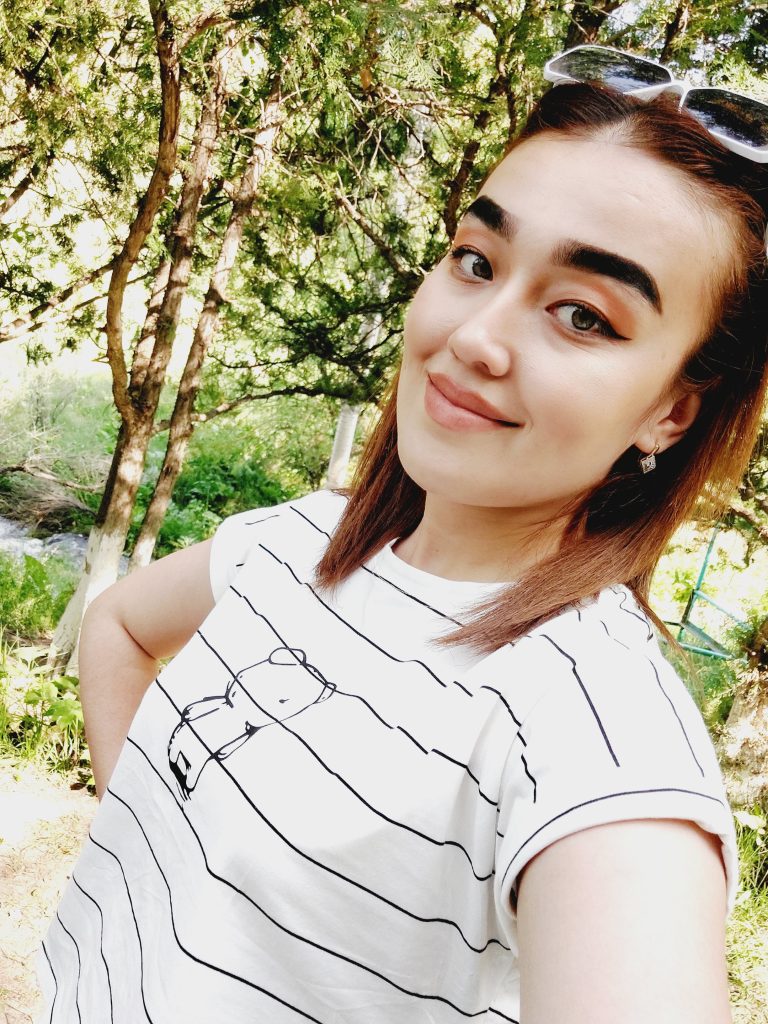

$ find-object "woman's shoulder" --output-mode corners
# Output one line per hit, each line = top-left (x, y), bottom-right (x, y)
(209, 489), (347, 602)
(216, 488), (347, 539)
(488, 584), (714, 764)
(520, 584), (666, 682)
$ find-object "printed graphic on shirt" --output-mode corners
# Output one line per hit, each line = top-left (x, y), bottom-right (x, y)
(167, 645), (336, 799)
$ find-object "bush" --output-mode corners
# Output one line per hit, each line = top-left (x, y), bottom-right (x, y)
(0, 638), (89, 778)
(0, 552), (77, 639)
(129, 444), (293, 556)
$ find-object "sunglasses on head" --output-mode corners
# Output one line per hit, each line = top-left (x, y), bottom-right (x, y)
(544, 45), (768, 163)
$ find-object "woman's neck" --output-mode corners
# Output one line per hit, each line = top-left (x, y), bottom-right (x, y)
(392, 495), (568, 584)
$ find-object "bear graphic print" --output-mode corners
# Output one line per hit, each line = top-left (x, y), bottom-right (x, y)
(168, 646), (336, 799)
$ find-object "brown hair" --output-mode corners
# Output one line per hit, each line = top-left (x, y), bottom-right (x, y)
(317, 82), (768, 652)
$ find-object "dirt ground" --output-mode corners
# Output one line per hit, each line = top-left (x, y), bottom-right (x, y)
(0, 759), (97, 1024)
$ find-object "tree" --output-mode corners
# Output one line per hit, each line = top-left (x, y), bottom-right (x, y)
(0, 0), (765, 676)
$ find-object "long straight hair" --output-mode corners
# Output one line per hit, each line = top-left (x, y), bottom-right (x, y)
(317, 83), (768, 652)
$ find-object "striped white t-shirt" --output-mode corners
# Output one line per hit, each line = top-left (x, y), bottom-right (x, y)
(38, 489), (737, 1024)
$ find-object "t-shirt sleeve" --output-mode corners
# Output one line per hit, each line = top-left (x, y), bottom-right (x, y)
(209, 506), (283, 603)
(208, 490), (346, 604)
(493, 617), (738, 939)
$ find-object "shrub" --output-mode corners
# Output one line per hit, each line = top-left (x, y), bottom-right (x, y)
(0, 552), (77, 639)
(0, 638), (89, 778)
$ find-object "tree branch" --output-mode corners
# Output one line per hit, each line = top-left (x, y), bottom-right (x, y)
(104, 0), (181, 425)
(152, 384), (354, 433)
(0, 156), (49, 221)
(0, 257), (118, 342)
(179, 9), (233, 50)
(441, 71), (509, 239)
(335, 190), (416, 284)
(659, 0), (691, 62)
(0, 463), (103, 494)
(728, 500), (768, 545)
(564, 0), (623, 49)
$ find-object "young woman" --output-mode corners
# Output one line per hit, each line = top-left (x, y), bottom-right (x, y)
(39, 48), (768, 1024)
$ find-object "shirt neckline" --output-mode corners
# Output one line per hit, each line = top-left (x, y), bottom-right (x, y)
(366, 539), (509, 613)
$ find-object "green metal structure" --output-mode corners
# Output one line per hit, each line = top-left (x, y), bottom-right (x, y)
(666, 527), (747, 659)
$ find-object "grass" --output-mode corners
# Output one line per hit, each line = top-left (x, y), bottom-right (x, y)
(728, 808), (768, 1021)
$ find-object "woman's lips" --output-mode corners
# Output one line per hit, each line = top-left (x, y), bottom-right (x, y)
(425, 373), (520, 431)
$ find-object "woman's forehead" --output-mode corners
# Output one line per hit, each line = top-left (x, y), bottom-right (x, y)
(477, 135), (724, 263)
(472, 134), (728, 322)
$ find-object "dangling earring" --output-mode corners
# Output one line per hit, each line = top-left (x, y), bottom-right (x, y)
(639, 442), (660, 474)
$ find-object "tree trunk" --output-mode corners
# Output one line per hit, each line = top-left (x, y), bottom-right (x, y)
(48, 419), (155, 672)
(49, 35), (230, 670)
(324, 299), (385, 489)
(325, 403), (362, 489)
(129, 78), (283, 570)
(563, 0), (623, 49)
(720, 616), (768, 806)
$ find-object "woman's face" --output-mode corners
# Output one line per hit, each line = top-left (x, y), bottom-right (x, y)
(397, 134), (727, 517)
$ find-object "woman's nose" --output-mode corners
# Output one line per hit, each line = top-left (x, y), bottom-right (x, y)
(447, 310), (513, 377)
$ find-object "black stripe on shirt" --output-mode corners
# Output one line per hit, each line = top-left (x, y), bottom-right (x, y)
(54, 912), (82, 1024)
(240, 555), (520, 808)
(87, 833), (156, 1023)
(614, 587), (654, 641)
(92, 819), (328, 1024)
(252, 549), (526, 751)
(128, 736), (508, 964)
(71, 875), (114, 1023)
(234, 568), (511, 803)
(107, 775), (507, 1014)
(499, 785), (726, 891)
(289, 501), (334, 539)
(487, 1009), (520, 1023)
(255, 554), (452, 690)
(539, 633), (620, 767)
(360, 562), (464, 625)
(600, 619), (705, 778)
(600, 617), (630, 651)
(153, 688), (509, 955)
(245, 513), (281, 526)
(41, 940), (57, 1024)
(645, 656), (705, 777)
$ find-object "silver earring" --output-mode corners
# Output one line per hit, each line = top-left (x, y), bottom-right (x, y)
(639, 442), (660, 474)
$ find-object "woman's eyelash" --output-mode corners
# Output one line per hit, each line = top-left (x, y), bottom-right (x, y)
(553, 302), (627, 340)
(449, 245), (492, 278)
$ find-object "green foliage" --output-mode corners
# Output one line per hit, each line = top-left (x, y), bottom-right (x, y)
(128, 416), (297, 556)
(0, 552), (76, 638)
(0, 636), (88, 778)
(664, 644), (739, 731)
(734, 808), (768, 892)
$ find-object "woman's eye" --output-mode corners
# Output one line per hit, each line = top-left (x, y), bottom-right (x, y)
(450, 246), (492, 280)
(551, 302), (624, 339)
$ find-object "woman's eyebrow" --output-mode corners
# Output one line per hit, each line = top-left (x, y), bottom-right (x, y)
(463, 195), (519, 242)
(552, 240), (662, 313)
(461, 197), (662, 314)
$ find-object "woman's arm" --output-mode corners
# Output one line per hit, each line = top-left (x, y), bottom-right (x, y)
(517, 818), (732, 1024)
(79, 539), (215, 798)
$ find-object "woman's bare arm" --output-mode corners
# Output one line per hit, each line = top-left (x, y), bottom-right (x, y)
(517, 818), (732, 1024)
(79, 539), (215, 798)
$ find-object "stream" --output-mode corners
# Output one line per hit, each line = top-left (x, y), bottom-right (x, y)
(0, 514), (89, 569)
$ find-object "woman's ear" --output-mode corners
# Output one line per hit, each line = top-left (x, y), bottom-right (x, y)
(636, 391), (702, 455)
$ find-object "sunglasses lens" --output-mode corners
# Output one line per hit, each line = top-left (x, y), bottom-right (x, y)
(548, 47), (671, 92)
(684, 89), (768, 148)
